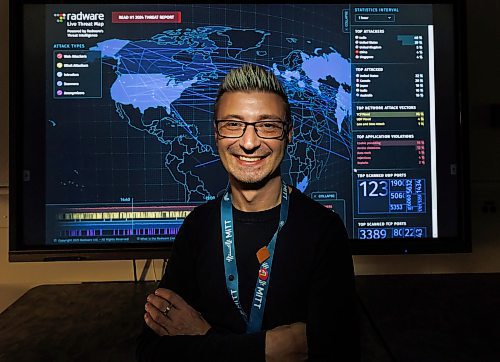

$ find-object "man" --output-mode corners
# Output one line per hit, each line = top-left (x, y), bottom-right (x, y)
(137, 64), (360, 361)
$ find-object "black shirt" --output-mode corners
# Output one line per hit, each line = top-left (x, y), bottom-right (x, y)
(136, 187), (360, 361)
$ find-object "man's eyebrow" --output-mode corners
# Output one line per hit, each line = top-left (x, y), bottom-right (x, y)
(220, 114), (244, 120)
(257, 114), (282, 120)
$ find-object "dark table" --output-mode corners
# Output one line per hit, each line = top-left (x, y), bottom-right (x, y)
(0, 281), (156, 362)
(1, 274), (498, 362)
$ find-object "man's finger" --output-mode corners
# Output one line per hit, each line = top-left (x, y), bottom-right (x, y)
(144, 312), (170, 336)
(146, 301), (174, 325)
(147, 294), (175, 316)
(154, 288), (187, 310)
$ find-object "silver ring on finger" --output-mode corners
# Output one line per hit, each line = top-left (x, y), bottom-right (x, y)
(162, 300), (174, 316)
(162, 304), (171, 316)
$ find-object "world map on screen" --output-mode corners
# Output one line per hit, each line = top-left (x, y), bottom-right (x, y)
(89, 25), (352, 202)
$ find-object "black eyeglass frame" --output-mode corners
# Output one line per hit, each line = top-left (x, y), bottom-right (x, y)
(214, 119), (290, 140)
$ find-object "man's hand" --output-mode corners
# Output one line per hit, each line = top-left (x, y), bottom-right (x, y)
(265, 322), (308, 362)
(144, 288), (211, 337)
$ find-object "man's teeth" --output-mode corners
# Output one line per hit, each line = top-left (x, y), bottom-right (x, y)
(239, 156), (262, 162)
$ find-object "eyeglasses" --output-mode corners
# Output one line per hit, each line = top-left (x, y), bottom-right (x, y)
(214, 119), (287, 139)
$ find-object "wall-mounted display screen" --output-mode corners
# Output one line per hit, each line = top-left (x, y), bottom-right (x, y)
(10, 1), (469, 261)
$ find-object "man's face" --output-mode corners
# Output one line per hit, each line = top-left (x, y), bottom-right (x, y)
(215, 91), (291, 186)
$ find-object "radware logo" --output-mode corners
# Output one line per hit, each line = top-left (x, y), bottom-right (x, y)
(54, 13), (66, 23)
(53, 12), (105, 23)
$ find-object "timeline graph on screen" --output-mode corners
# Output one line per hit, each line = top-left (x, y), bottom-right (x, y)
(44, 4), (437, 245)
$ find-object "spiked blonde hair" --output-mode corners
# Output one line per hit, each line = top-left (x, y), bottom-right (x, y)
(214, 64), (291, 125)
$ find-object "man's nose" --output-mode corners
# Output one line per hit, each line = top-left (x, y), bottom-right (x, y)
(239, 124), (261, 150)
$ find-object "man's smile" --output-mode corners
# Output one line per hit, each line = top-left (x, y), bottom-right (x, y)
(237, 155), (262, 162)
(233, 154), (268, 162)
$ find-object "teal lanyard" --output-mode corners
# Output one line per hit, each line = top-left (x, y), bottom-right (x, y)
(220, 182), (289, 333)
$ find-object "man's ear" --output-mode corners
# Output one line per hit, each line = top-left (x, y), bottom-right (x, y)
(213, 122), (219, 146)
(287, 125), (293, 145)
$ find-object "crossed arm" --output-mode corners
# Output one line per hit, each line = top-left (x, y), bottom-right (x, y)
(143, 288), (308, 361)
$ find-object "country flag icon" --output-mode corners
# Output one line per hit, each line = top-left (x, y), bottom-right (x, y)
(258, 268), (269, 281)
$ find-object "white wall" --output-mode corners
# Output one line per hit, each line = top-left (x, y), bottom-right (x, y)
(1, 0), (499, 313)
